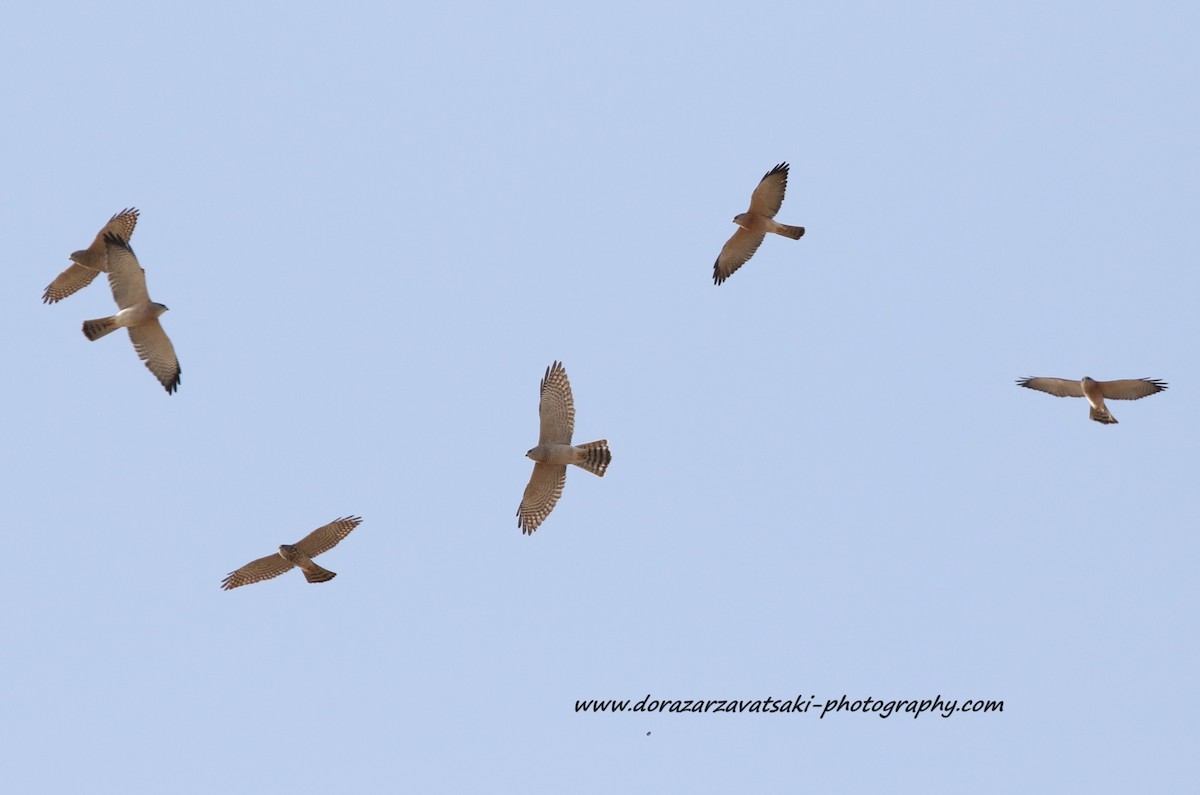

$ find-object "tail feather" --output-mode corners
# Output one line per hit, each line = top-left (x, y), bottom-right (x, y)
(1090, 407), (1118, 425)
(82, 316), (118, 341)
(775, 223), (805, 240)
(575, 440), (612, 477)
(304, 565), (337, 583)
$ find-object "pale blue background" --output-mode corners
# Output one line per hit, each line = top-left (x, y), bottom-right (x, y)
(2, 1), (1196, 791)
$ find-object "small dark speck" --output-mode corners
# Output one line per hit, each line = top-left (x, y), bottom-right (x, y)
(646, 731), (651, 736)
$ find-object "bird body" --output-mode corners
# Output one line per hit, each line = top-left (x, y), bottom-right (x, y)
(518, 362), (611, 534)
(1016, 376), (1167, 424)
(222, 516), (363, 590)
(526, 441), (610, 474)
(732, 212), (804, 240)
(82, 303), (168, 340)
(1079, 377), (1114, 424)
(43, 208), (139, 304)
(80, 233), (181, 394)
(713, 163), (805, 285)
(278, 544), (337, 583)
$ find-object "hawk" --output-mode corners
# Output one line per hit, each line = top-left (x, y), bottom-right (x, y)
(1016, 376), (1167, 424)
(713, 163), (805, 285)
(518, 361), (611, 534)
(43, 208), (139, 303)
(221, 516), (364, 590)
(81, 233), (181, 394)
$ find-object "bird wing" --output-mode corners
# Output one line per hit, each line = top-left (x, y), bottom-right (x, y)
(538, 360), (575, 445)
(1016, 377), (1085, 398)
(713, 227), (766, 285)
(221, 553), (294, 590)
(96, 208), (140, 246)
(42, 262), (102, 304)
(293, 516), (363, 558)
(517, 463), (567, 534)
(746, 162), (789, 218)
(103, 233), (151, 309)
(127, 321), (181, 394)
(1098, 378), (1168, 401)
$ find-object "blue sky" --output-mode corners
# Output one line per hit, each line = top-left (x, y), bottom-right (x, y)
(3, 1), (1197, 791)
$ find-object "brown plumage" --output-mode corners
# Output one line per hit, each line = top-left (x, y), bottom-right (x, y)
(221, 516), (364, 590)
(713, 163), (804, 285)
(1016, 376), (1167, 424)
(517, 361), (611, 534)
(80, 233), (181, 394)
(43, 208), (139, 304)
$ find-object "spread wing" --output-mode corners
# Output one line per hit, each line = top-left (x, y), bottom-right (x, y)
(538, 361), (575, 445)
(713, 227), (765, 285)
(221, 552), (294, 590)
(747, 162), (789, 218)
(517, 463), (566, 534)
(103, 233), (151, 309)
(1016, 377), (1085, 398)
(42, 263), (102, 304)
(293, 516), (363, 558)
(1098, 378), (1168, 400)
(96, 208), (140, 246)
(42, 209), (139, 303)
(127, 321), (181, 394)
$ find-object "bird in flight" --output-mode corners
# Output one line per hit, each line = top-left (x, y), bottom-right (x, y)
(43, 208), (139, 304)
(713, 163), (805, 285)
(1016, 376), (1167, 424)
(221, 516), (364, 590)
(518, 361), (611, 534)
(80, 233), (181, 394)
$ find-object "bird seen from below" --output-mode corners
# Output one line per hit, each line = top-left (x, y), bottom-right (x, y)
(713, 163), (804, 285)
(80, 233), (181, 394)
(221, 516), (364, 590)
(1016, 376), (1167, 424)
(518, 361), (611, 534)
(43, 208), (139, 304)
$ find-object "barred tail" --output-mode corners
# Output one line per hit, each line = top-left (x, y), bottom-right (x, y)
(304, 565), (337, 583)
(775, 223), (805, 240)
(1089, 407), (1118, 425)
(575, 440), (611, 477)
(82, 316), (118, 341)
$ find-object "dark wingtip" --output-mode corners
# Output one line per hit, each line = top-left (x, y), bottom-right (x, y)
(541, 360), (565, 389)
(767, 162), (789, 176)
(102, 231), (135, 253)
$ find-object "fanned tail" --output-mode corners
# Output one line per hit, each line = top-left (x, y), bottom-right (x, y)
(1090, 407), (1118, 425)
(82, 316), (118, 341)
(575, 440), (612, 477)
(304, 565), (337, 583)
